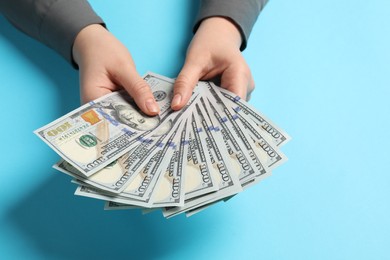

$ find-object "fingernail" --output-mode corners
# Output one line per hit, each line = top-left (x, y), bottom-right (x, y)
(171, 94), (182, 108)
(146, 99), (159, 114)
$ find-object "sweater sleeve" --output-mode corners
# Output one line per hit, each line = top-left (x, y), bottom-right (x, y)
(194, 0), (268, 51)
(0, 0), (105, 67)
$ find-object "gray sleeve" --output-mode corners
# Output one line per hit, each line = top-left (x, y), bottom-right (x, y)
(194, 0), (268, 50)
(0, 0), (105, 67)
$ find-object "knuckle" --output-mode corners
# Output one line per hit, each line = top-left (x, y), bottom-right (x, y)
(174, 74), (191, 91)
(175, 74), (190, 84)
(131, 80), (151, 96)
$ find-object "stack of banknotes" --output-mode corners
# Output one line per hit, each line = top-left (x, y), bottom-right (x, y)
(35, 72), (290, 218)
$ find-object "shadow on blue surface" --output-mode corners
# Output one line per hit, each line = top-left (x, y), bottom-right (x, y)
(5, 173), (213, 259)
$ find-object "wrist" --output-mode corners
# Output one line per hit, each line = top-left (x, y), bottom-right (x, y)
(72, 24), (107, 66)
(197, 17), (242, 50)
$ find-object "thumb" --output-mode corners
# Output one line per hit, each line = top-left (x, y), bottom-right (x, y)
(115, 68), (160, 116)
(172, 61), (204, 110)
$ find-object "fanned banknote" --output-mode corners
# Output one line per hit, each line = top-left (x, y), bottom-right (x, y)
(217, 85), (291, 147)
(37, 72), (290, 217)
(149, 120), (189, 207)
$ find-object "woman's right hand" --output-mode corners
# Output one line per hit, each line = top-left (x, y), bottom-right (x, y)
(72, 24), (159, 116)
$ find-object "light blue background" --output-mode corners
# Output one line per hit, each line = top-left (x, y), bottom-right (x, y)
(0, 1), (389, 259)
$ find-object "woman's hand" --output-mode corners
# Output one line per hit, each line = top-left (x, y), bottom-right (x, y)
(172, 17), (255, 110)
(72, 24), (159, 116)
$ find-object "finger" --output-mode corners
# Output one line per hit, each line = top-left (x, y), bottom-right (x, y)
(80, 68), (116, 104)
(114, 67), (160, 116)
(172, 61), (205, 110)
(246, 77), (255, 101)
(221, 65), (255, 101)
(246, 92), (252, 101)
(220, 69), (249, 100)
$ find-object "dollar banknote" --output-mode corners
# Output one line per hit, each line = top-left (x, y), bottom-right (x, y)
(148, 120), (189, 207)
(163, 99), (244, 218)
(38, 72), (290, 218)
(75, 120), (186, 207)
(57, 120), (183, 196)
(104, 201), (140, 210)
(35, 73), (197, 177)
(217, 85), (291, 147)
(184, 113), (220, 199)
(199, 82), (268, 184)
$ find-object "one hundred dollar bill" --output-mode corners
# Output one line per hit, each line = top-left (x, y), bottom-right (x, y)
(55, 122), (184, 195)
(146, 120), (188, 208)
(115, 87), (199, 206)
(183, 113), (220, 199)
(111, 121), (185, 205)
(199, 82), (268, 184)
(185, 198), (226, 217)
(234, 113), (287, 170)
(214, 84), (289, 187)
(75, 139), (176, 208)
(217, 85), (291, 147)
(49, 73), (291, 218)
(104, 201), (140, 210)
(35, 73), (185, 176)
(163, 98), (244, 218)
(148, 120), (189, 207)
(104, 201), (158, 215)
(75, 185), (149, 207)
